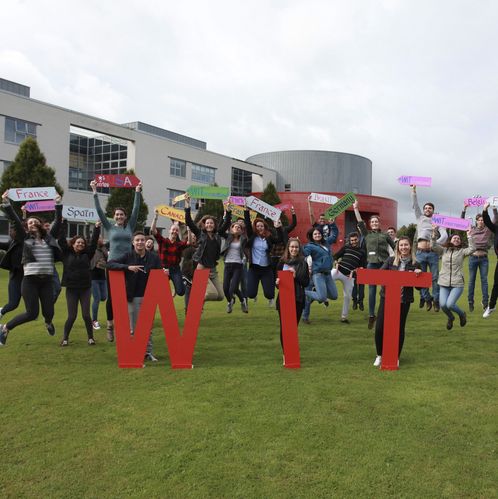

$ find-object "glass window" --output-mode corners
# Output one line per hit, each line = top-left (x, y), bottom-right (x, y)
(169, 189), (185, 209)
(170, 158), (186, 178)
(231, 167), (252, 196)
(4, 117), (37, 144)
(192, 163), (216, 184)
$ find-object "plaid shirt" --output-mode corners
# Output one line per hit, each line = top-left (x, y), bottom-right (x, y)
(154, 232), (189, 268)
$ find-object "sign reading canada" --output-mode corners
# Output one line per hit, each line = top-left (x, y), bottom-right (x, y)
(155, 205), (186, 223)
(94, 174), (140, 188)
(8, 187), (57, 201)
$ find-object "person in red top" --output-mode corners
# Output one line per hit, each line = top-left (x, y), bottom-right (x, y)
(150, 210), (189, 296)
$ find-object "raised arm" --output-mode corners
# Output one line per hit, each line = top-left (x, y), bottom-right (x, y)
(244, 205), (253, 238)
(150, 209), (159, 236)
(90, 180), (112, 231)
(183, 194), (201, 238)
(1, 190), (25, 237)
(307, 195), (316, 225)
(50, 194), (63, 238)
(127, 182), (142, 231)
(286, 208), (297, 233)
(482, 204), (496, 233)
(411, 185), (422, 219)
(218, 206), (232, 236)
(86, 222), (101, 259)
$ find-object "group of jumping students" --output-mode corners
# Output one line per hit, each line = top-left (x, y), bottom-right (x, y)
(0, 184), (497, 367)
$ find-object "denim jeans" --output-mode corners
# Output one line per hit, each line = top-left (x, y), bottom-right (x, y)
(302, 280), (314, 320)
(168, 266), (186, 296)
(468, 255), (489, 304)
(367, 262), (382, 316)
(415, 250), (440, 303)
(91, 279), (107, 321)
(305, 272), (338, 303)
(439, 286), (464, 320)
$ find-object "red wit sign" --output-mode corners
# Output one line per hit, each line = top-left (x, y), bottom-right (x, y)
(109, 269), (302, 369)
(356, 268), (432, 370)
(94, 174), (140, 188)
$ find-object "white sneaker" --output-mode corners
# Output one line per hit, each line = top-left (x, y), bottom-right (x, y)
(373, 355), (382, 367)
(483, 307), (495, 318)
(92, 321), (101, 330)
(144, 353), (158, 362)
(268, 298), (274, 308)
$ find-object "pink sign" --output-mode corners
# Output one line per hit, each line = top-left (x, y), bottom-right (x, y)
(432, 214), (471, 231)
(398, 176), (432, 187)
(464, 197), (487, 207)
(228, 196), (245, 206)
(275, 202), (292, 211)
(24, 200), (55, 212)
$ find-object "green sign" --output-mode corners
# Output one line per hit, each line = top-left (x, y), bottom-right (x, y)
(187, 185), (229, 200)
(324, 192), (356, 219)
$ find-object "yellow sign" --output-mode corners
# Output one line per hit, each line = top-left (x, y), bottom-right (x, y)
(155, 205), (185, 223)
(225, 203), (258, 222)
(172, 193), (186, 205)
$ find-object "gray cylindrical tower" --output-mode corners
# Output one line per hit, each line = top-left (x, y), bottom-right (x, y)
(246, 150), (372, 195)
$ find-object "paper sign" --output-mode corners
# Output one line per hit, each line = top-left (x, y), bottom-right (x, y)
(487, 196), (498, 207)
(172, 193), (186, 205)
(8, 187), (57, 201)
(228, 196), (245, 206)
(309, 193), (339, 205)
(24, 200), (55, 212)
(94, 174), (140, 188)
(187, 185), (229, 200)
(275, 202), (292, 211)
(156, 205), (186, 223)
(464, 197), (487, 207)
(398, 176), (432, 187)
(225, 203), (258, 222)
(324, 192), (356, 219)
(62, 205), (99, 222)
(245, 196), (282, 222)
(432, 214), (471, 231)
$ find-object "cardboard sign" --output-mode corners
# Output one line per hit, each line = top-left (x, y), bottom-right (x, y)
(275, 202), (292, 211)
(245, 196), (281, 222)
(94, 174), (140, 188)
(464, 197), (487, 207)
(324, 192), (356, 220)
(62, 205), (99, 222)
(224, 203), (258, 222)
(398, 176), (432, 187)
(187, 185), (229, 200)
(24, 200), (55, 212)
(155, 205), (186, 223)
(432, 214), (471, 231)
(8, 187), (57, 201)
(356, 268), (432, 370)
(487, 196), (498, 207)
(309, 193), (338, 205)
(228, 196), (245, 206)
(172, 193), (186, 205)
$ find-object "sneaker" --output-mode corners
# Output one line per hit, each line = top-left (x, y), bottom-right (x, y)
(92, 321), (101, 330)
(0, 325), (8, 346)
(226, 299), (234, 314)
(60, 339), (69, 347)
(446, 317), (454, 330)
(268, 298), (274, 308)
(368, 315), (376, 330)
(358, 302), (364, 311)
(468, 302), (474, 313)
(87, 338), (96, 345)
(483, 307), (495, 318)
(182, 276), (192, 287)
(144, 353), (158, 362)
(106, 325), (114, 342)
(45, 323), (56, 336)
(482, 301), (489, 310)
(434, 301), (440, 312)
(323, 301), (329, 308)
(302, 318), (311, 324)
(459, 312), (467, 327)
(352, 301), (358, 310)
(426, 299), (433, 312)
(373, 355), (382, 367)
(341, 317), (350, 324)
(241, 298), (249, 313)
(419, 298), (425, 309)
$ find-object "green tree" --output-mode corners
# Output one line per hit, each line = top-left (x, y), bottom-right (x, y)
(0, 137), (64, 220)
(193, 198), (225, 224)
(397, 223), (417, 242)
(105, 169), (149, 230)
(259, 181), (288, 225)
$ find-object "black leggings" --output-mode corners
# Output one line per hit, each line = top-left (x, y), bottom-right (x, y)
(223, 262), (244, 302)
(6, 275), (54, 331)
(375, 297), (411, 356)
(490, 260), (498, 309)
(64, 287), (93, 340)
(1, 269), (23, 315)
(105, 268), (114, 321)
(247, 264), (275, 299)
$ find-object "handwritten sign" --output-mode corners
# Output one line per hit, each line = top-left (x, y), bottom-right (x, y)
(487, 196), (498, 207)
(464, 197), (487, 207)
(24, 200), (55, 212)
(172, 193), (186, 204)
(398, 176), (432, 187)
(275, 202), (292, 211)
(187, 185), (229, 200)
(228, 196), (245, 206)
(225, 203), (258, 222)
(245, 196), (281, 222)
(324, 192), (356, 220)
(432, 214), (471, 231)
(8, 187), (57, 201)
(94, 174), (140, 188)
(309, 193), (338, 205)
(155, 205), (186, 223)
(62, 205), (99, 222)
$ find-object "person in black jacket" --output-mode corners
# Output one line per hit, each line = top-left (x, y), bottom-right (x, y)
(276, 238), (310, 351)
(0, 224), (24, 319)
(0, 190), (62, 346)
(107, 231), (162, 362)
(482, 203), (498, 318)
(58, 220), (100, 346)
(373, 236), (422, 367)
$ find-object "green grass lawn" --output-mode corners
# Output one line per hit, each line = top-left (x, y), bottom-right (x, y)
(1, 264), (497, 498)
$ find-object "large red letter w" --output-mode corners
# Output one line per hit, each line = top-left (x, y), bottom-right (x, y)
(109, 269), (209, 369)
(356, 268), (431, 370)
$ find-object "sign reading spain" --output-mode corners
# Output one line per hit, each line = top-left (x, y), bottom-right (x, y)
(94, 174), (140, 188)
(186, 185), (229, 200)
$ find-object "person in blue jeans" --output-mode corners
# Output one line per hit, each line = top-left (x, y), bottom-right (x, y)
(303, 225), (339, 307)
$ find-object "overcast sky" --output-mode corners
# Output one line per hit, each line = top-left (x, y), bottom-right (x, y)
(2, 0), (497, 225)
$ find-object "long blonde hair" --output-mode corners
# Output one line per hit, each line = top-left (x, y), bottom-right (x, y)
(393, 236), (417, 267)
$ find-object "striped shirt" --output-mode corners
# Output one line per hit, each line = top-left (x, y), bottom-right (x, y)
(334, 244), (367, 277)
(24, 239), (54, 276)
